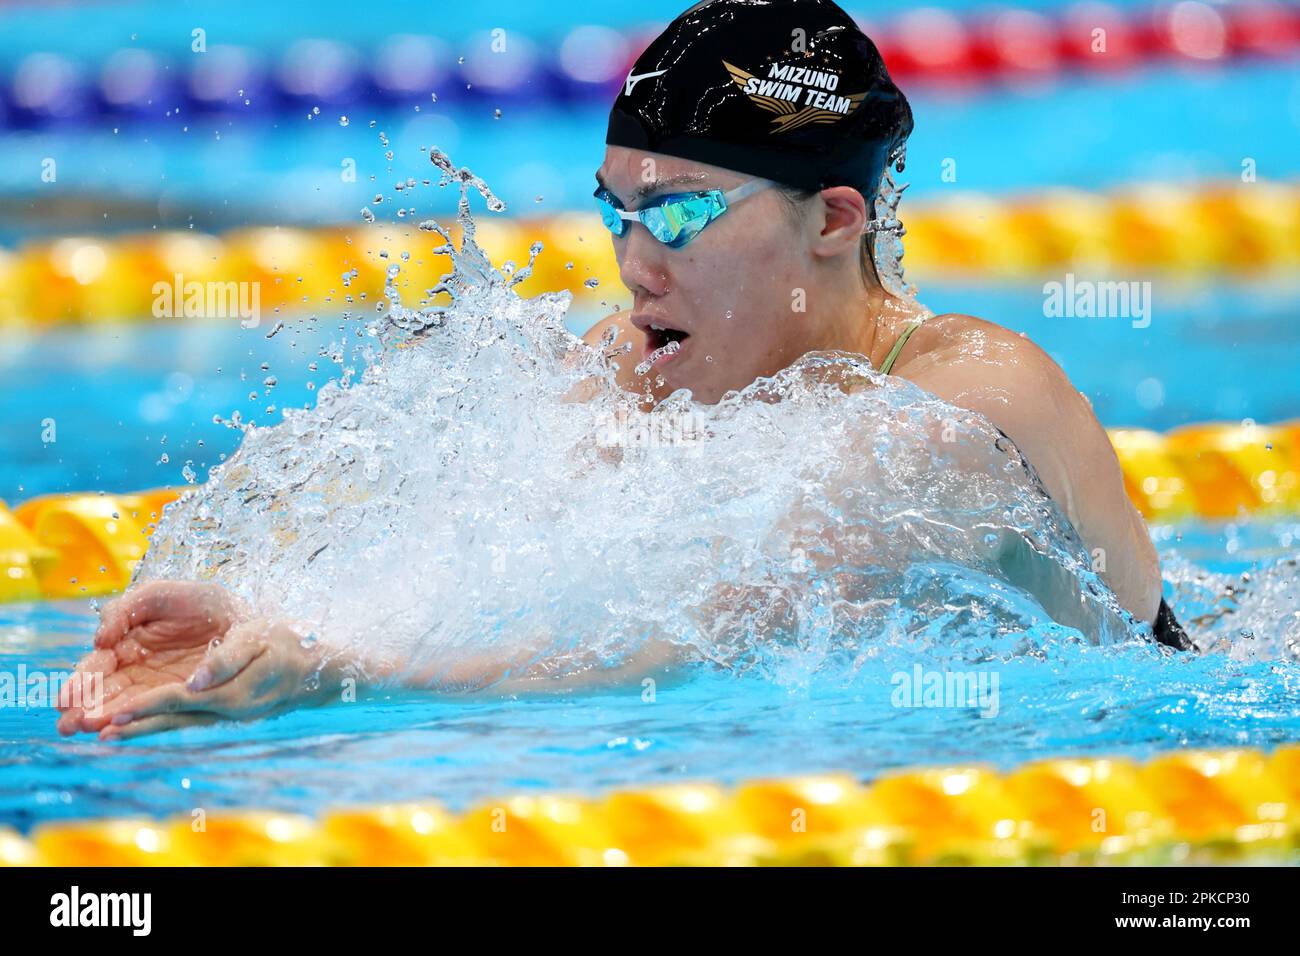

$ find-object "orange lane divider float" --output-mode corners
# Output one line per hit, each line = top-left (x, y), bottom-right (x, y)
(0, 181), (1297, 328)
(1111, 418), (1300, 520)
(0, 488), (178, 602)
(4, 747), (1298, 866)
(1, 418), (1298, 604)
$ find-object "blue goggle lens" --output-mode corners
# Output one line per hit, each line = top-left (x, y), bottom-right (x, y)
(596, 192), (629, 237)
(645, 195), (716, 248)
(594, 188), (724, 249)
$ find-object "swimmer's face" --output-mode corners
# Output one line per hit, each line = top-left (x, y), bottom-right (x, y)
(595, 145), (846, 404)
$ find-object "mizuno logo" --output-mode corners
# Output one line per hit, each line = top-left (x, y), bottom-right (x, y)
(722, 59), (866, 133)
(624, 69), (667, 96)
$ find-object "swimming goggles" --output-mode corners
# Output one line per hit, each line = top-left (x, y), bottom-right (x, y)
(593, 178), (774, 248)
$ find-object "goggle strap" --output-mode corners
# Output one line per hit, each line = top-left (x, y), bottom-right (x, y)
(720, 178), (775, 207)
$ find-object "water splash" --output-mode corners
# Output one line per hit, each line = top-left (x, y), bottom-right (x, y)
(1160, 552), (1300, 659)
(634, 339), (682, 376)
(869, 144), (914, 300)
(134, 150), (1295, 695)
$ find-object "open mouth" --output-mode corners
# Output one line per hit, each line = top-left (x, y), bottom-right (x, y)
(626, 314), (691, 374)
(630, 315), (691, 370)
(644, 323), (690, 355)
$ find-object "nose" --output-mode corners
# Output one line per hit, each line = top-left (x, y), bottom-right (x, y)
(613, 223), (671, 300)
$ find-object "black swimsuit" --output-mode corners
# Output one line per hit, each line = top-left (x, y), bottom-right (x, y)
(1153, 598), (1195, 652)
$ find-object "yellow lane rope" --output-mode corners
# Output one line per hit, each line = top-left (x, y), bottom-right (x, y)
(0, 181), (1296, 327)
(1, 419), (1295, 603)
(4, 747), (1298, 866)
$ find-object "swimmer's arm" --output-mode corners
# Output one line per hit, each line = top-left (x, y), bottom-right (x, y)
(69, 582), (682, 740)
(903, 344), (1160, 622)
(304, 629), (684, 697)
(95, 620), (683, 737)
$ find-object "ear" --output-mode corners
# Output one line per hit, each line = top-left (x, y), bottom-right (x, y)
(808, 186), (868, 260)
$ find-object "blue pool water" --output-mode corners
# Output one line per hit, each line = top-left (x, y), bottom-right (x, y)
(2, 572), (1299, 832)
(5, 63), (1298, 244)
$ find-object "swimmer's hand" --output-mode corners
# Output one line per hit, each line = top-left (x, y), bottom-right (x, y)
(56, 580), (244, 738)
(56, 580), (328, 740)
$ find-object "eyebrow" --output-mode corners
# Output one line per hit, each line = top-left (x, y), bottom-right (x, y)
(594, 171), (712, 206)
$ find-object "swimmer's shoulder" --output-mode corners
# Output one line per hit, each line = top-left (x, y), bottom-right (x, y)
(889, 310), (1102, 466)
(889, 310), (1125, 513)
(581, 311), (641, 350)
(889, 312), (1066, 390)
(892, 313), (1160, 622)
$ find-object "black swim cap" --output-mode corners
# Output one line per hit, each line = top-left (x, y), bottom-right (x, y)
(606, 0), (912, 203)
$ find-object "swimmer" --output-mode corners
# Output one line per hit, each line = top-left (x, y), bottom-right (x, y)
(583, 0), (1187, 646)
(56, 0), (1188, 741)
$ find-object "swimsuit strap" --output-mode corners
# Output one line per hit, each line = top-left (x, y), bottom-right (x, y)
(878, 317), (926, 375)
